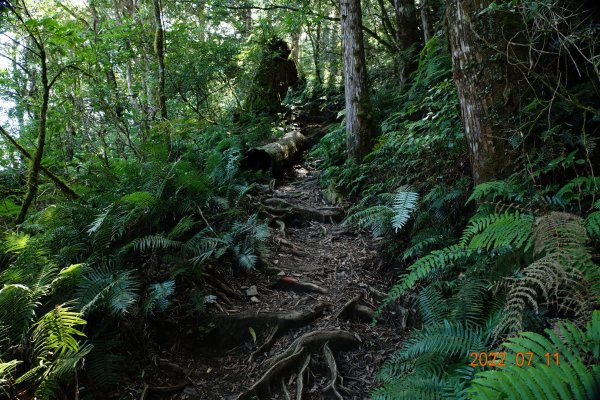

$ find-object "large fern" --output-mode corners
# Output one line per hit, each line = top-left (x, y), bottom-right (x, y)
(14, 306), (90, 400)
(496, 212), (596, 335)
(469, 310), (600, 400)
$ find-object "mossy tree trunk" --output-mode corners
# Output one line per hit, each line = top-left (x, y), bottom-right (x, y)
(153, 0), (167, 120)
(446, 0), (523, 184)
(340, 0), (376, 162)
(16, 47), (49, 224)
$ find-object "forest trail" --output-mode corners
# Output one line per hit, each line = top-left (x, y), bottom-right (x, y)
(139, 115), (403, 400)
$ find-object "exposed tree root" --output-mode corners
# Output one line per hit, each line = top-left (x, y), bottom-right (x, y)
(275, 236), (308, 257)
(238, 346), (307, 400)
(249, 325), (279, 363)
(140, 381), (188, 400)
(270, 276), (328, 294)
(206, 304), (325, 348)
(261, 197), (343, 224)
(238, 330), (360, 400)
(281, 376), (292, 400)
(337, 294), (375, 322)
(296, 354), (311, 400)
(322, 342), (343, 399)
(202, 272), (242, 300)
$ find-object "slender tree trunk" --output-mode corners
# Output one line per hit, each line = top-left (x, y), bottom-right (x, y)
(446, 0), (522, 184)
(291, 29), (304, 82)
(420, 0), (433, 44)
(340, 0), (375, 161)
(16, 49), (49, 223)
(326, 8), (340, 90)
(393, 0), (421, 86)
(153, 0), (167, 120)
(307, 26), (323, 86)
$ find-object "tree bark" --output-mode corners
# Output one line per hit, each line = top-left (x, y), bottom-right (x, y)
(153, 0), (167, 120)
(420, 0), (433, 44)
(445, 0), (523, 184)
(340, 0), (376, 162)
(291, 29), (304, 82)
(16, 47), (49, 223)
(0, 126), (79, 200)
(394, 0), (421, 86)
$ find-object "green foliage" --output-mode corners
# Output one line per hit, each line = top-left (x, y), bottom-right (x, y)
(469, 310), (600, 400)
(143, 280), (175, 315)
(344, 188), (419, 238)
(76, 263), (139, 316)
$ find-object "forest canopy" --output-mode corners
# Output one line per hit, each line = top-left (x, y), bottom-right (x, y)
(0, 0), (598, 399)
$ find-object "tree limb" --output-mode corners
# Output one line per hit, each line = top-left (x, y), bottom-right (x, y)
(0, 125), (79, 200)
(214, 3), (396, 52)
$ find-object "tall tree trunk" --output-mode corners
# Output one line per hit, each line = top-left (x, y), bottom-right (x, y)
(446, 0), (522, 184)
(420, 0), (433, 44)
(16, 48), (49, 224)
(326, 8), (340, 90)
(153, 0), (167, 120)
(307, 25), (323, 86)
(394, 0), (421, 86)
(340, 0), (375, 161)
(291, 29), (304, 82)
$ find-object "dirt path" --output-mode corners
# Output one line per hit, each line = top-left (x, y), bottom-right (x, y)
(137, 124), (403, 400)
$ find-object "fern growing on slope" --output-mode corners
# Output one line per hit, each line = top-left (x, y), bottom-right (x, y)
(496, 212), (596, 335)
(469, 310), (600, 400)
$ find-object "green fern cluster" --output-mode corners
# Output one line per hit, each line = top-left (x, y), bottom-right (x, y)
(375, 182), (599, 399)
(469, 310), (600, 400)
(0, 234), (90, 398)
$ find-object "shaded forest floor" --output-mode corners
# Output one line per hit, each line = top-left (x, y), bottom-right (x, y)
(120, 114), (406, 399)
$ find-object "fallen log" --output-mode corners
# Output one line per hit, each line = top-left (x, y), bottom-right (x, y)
(241, 131), (307, 174)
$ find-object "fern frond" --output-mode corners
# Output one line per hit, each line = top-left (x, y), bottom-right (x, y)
(449, 279), (489, 324)
(470, 310), (600, 400)
(143, 281), (175, 315)
(372, 375), (444, 400)
(32, 306), (86, 358)
(76, 265), (139, 316)
(343, 205), (395, 238)
(0, 284), (36, 343)
(533, 212), (589, 258)
(379, 245), (472, 314)
(392, 189), (419, 232)
(497, 255), (590, 335)
(3, 232), (31, 254)
(0, 359), (20, 386)
(130, 234), (181, 252)
(586, 210), (600, 239)
(461, 212), (533, 252)
(467, 181), (515, 203)
(378, 320), (486, 383)
(167, 216), (195, 239)
(417, 285), (449, 325)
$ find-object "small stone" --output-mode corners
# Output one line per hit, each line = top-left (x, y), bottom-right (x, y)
(277, 271), (286, 276)
(246, 285), (258, 296)
(250, 296), (260, 303)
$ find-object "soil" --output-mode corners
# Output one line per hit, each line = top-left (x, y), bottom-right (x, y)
(116, 112), (406, 400)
